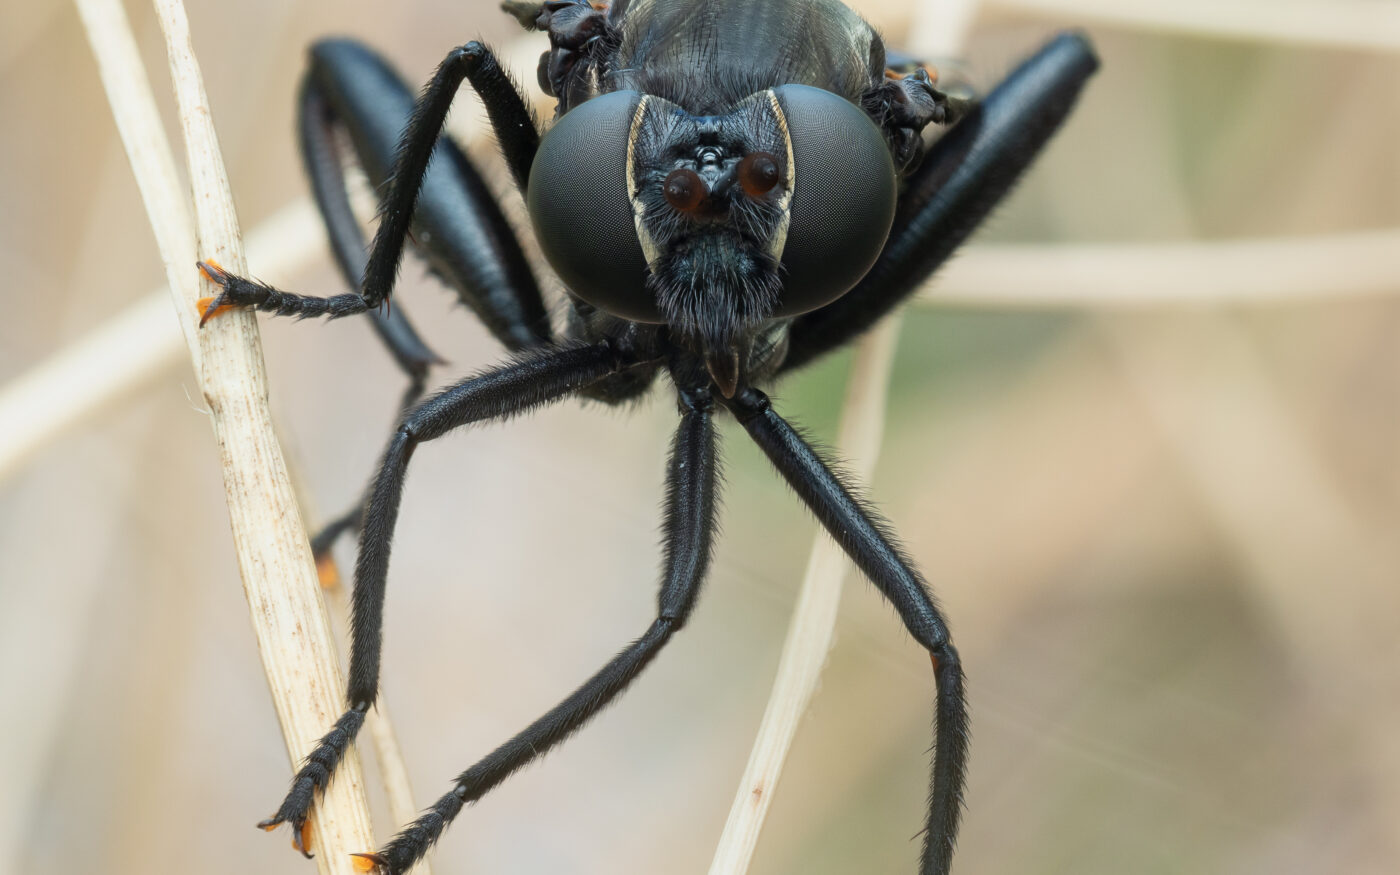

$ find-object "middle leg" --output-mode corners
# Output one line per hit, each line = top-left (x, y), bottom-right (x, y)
(356, 385), (721, 875)
(258, 342), (635, 852)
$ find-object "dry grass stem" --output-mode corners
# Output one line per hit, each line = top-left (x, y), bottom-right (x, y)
(0, 293), (177, 483)
(78, 0), (376, 869)
(71, 0), (196, 358)
(985, 0), (1400, 52)
(150, 0), (378, 867)
(918, 228), (1400, 307)
(0, 198), (325, 484)
(26, 25), (545, 872)
(0, 32), (552, 493)
(0, 189), (430, 870)
(60, 4), (480, 855)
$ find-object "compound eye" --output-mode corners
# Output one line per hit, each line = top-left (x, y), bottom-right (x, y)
(771, 85), (898, 317)
(738, 151), (781, 198)
(664, 168), (706, 212)
(527, 90), (661, 322)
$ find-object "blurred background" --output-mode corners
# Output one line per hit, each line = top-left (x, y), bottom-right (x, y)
(2, 1), (1399, 873)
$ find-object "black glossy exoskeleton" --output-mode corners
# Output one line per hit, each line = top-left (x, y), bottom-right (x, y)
(198, 2), (1097, 871)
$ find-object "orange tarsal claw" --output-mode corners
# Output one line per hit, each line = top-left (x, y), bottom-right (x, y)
(197, 257), (226, 280)
(297, 818), (315, 856)
(351, 852), (385, 873)
(195, 296), (235, 321)
(316, 554), (341, 589)
(196, 259), (236, 324)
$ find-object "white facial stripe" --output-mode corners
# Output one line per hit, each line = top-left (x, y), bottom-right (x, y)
(626, 95), (662, 267)
(628, 92), (795, 267)
(765, 89), (795, 264)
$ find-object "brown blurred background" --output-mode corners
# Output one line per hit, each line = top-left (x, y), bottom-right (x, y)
(2, 1), (1399, 873)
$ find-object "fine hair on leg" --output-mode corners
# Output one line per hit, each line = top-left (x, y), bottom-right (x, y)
(357, 386), (720, 874)
(199, 41), (543, 327)
(258, 342), (631, 851)
(725, 387), (968, 875)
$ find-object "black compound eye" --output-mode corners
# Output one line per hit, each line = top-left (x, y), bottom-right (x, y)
(771, 85), (898, 317)
(738, 151), (781, 198)
(527, 90), (661, 323)
(664, 168), (706, 212)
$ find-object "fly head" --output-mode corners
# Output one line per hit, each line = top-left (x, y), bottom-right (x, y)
(527, 83), (899, 393)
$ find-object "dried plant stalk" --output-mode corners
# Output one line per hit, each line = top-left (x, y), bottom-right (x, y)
(0, 198), (323, 483)
(77, 0), (376, 870)
(0, 293), (178, 483)
(986, 0), (1400, 52)
(150, 0), (380, 868)
(919, 228), (1400, 308)
(75, 3), (448, 862)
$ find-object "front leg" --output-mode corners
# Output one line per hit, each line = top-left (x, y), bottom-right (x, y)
(301, 39), (552, 352)
(199, 41), (539, 325)
(196, 259), (366, 325)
